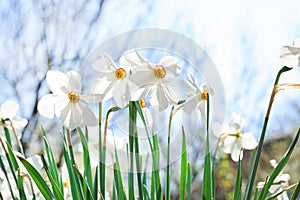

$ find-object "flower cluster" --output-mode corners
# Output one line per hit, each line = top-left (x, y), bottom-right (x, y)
(38, 50), (211, 130)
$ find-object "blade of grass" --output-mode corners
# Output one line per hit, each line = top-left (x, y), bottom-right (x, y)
(93, 166), (98, 200)
(152, 135), (162, 200)
(291, 181), (300, 200)
(42, 128), (60, 187)
(40, 154), (64, 200)
(0, 156), (15, 199)
(128, 101), (136, 200)
(233, 150), (243, 200)
(18, 156), (54, 200)
(258, 128), (300, 199)
(179, 127), (188, 200)
(17, 169), (26, 200)
(73, 165), (95, 200)
(187, 162), (192, 200)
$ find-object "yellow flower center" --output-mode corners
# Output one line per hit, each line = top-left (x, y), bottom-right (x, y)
(235, 131), (242, 139)
(64, 181), (69, 188)
(115, 68), (127, 79)
(68, 91), (80, 103)
(201, 90), (208, 100)
(153, 65), (166, 78)
(139, 99), (146, 108)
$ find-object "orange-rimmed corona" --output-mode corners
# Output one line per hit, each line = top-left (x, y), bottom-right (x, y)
(115, 68), (126, 79)
(68, 91), (80, 103)
(153, 65), (166, 78)
(139, 99), (146, 108)
(201, 90), (208, 100)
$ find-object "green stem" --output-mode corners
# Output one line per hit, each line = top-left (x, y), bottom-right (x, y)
(243, 66), (292, 199)
(128, 101), (136, 200)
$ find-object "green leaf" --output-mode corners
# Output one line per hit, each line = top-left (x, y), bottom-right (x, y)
(233, 150), (243, 200)
(17, 169), (26, 200)
(93, 167), (98, 200)
(258, 128), (300, 199)
(40, 154), (64, 200)
(187, 162), (192, 200)
(0, 156), (15, 199)
(42, 128), (60, 187)
(179, 127), (188, 200)
(18, 156), (54, 200)
(291, 181), (300, 200)
(4, 127), (12, 147)
(73, 165), (94, 200)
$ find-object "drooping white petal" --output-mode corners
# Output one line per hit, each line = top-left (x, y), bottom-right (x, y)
(163, 80), (182, 104)
(112, 80), (132, 108)
(81, 94), (103, 104)
(46, 70), (69, 95)
(280, 46), (300, 68)
(0, 101), (19, 119)
(182, 94), (199, 114)
(242, 132), (258, 150)
(129, 69), (154, 87)
(201, 83), (214, 95)
(68, 71), (82, 93)
(38, 94), (68, 118)
(78, 102), (97, 127)
(228, 137), (243, 162)
(92, 53), (116, 76)
(11, 116), (28, 130)
(150, 85), (169, 111)
(160, 56), (181, 79)
(60, 103), (82, 130)
(223, 136), (236, 154)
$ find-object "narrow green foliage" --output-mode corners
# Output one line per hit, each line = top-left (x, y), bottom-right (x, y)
(42, 128), (60, 188)
(233, 150), (243, 200)
(179, 127), (188, 200)
(258, 128), (300, 200)
(93, 166), (98, 200)
(291, 181), (300, 200)
(152, 135), (162, 200)
(17, 169), (26, 200)
(73, 165), (95, 200)
(3, 127), (12, 148)
(128, 101), (136, 200)
(187, 162), (192, 200)
(0, 157), (15, 199)
(18, 156), (54, 200)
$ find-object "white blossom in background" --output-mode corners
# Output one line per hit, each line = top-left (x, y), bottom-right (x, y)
(91, 51), (143, 108)
(183, 74), (214, 117)
(126, 51), (183, 111)
(216, 113), (258, 162)
(38, 70), (102, 130)
(0, 101), (28, 130)
(280, 38), (300, 68)
(257, 159), (290, 200)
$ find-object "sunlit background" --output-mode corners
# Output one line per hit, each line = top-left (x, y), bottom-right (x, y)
(1, 0), (300, 198)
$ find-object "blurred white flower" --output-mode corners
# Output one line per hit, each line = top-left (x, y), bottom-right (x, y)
(91, 52), (142, 108)
(182, 74), (213, 116)
(0, 101), (28, 130)
(257, 159), (290, 200)
(38, 70), (102, 130)
(127, 51), (183, 111)
(280, 38), (300, 68)
(219, 113), (258, 162)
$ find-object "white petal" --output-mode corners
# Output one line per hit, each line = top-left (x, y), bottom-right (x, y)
(223, 136), (236, 154)
(112, 80), (131, 108)
(60, 103), (82, 130)
(230, 112), (246, 131)
(129, 69), (154, 87)
(90, 77), (115, 101)
(0, 101), (19, 119)
(92, 53), (116, 76)
(67, 71), (82, 93)
(150, 85), (168, 111)
(160, 56), (181, 79)
(78, 102), (97, 127)
(37, 94), (68, 118)
(182, 95), (199, 114)
(231, 147), (243, 162)
(11, 116), (28, 129)
(120, 50), (149, 71)
(81, 94), (103, 104)
(242, 132), (258, 150)
(201, 83), (214, 95)
(46, 70), (69, 95)
(227, 137), (243, 162)
(163, 80), (182, 104)
(160, 56), (178, 67)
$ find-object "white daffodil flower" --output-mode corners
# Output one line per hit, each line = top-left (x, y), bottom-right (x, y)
(38, 70), (102, 130)
(220, 113), (258, 162)
(126, 51), (182, 111)
(182, 74), (213, 116)
(280, 38), (300, 68)
(91, 52), (143, 108)
(257, 159), (290, 200)
(0, 101), (28, 130)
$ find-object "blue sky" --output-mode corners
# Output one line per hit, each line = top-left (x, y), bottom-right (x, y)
(1, 0), (300, 139)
